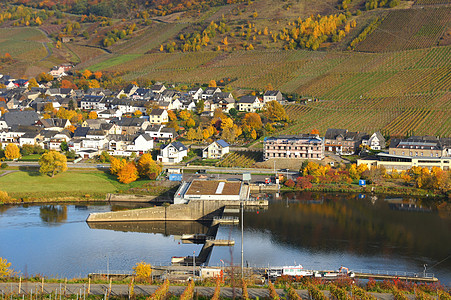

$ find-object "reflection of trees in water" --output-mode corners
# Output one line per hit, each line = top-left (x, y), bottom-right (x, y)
(245, 191), (450, 261)
(39, 205), (67, 224)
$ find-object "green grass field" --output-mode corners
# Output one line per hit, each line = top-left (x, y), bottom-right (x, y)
(0, 170), (152, 199)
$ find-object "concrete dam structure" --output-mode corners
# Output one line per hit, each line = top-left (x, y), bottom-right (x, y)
(86, 200), (226, 222)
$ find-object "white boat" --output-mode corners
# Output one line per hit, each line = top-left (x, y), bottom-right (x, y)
(282, 265), (314, 277)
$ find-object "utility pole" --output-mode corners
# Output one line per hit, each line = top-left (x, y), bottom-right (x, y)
(241, 200), (244, 278)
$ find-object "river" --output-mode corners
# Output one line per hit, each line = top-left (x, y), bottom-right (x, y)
(0, 192), (450, 285)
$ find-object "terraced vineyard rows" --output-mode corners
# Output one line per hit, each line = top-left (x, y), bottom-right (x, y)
(355, 7), (451, 52)
(217, 151), (263, 168)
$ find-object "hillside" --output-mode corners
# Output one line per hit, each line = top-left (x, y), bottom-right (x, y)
(0, 0), (450, 137)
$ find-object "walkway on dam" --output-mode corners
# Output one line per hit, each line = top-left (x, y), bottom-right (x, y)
(0, 282), (416, 299)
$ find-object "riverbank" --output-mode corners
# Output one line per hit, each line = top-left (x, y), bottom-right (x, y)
(0, 279), (448, 299)
(0, 170), (176, 204)
(278, 183), (449, 199)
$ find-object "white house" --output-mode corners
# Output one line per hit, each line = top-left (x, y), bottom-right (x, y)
(238, 95), (263, 112)
(157, 141), (188, 163)
(363, 131), (386, 150)
(202, 139), (230, 159)
(263, 90), (283, 103)
(126, 133), (154, 154)
(145, 124), (176, 141)
(148, 108), (169, 124)
(188, 88), (203, 100)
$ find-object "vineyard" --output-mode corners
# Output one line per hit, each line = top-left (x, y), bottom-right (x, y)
(217, 151), (263, 168)
(355, 7), (451, 52)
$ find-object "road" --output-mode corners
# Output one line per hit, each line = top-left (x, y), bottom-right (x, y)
(0, 282), (405, 299)
(5, 161), (299, 177)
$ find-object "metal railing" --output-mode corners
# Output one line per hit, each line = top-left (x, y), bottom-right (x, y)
(354, 269), (434, 278)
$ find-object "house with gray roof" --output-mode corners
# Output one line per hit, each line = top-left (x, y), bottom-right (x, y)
(0, 110), (39, 129)
(157, 141), (188, 163)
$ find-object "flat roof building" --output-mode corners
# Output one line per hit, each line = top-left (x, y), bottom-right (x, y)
(174, 180), (248, 204)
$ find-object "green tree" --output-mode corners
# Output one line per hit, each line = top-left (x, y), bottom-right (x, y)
(39, 151), (68, 177)
(5, 143), (20, 160)
(196, 99), (204, 114)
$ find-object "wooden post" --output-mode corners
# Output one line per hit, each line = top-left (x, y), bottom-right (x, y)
(109, 278), (112, 295)
(18, 277), (21, 295)
(64, 278), (67, 295)
(88, 278), (91, 295)
(41, 278), (44, 293)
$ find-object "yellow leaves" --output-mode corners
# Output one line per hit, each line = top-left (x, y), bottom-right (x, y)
(179, 110), (191, 121)
(118, 162), (139, 184)
(39, 151), (68, 177)
(5, 143), (20, 160)
(110, 157), (127, 175)
(133, 261), (152, 281)
(88, 111), (98, 119)
(0, 257), (14, 278)
(221, 117), (234, 130)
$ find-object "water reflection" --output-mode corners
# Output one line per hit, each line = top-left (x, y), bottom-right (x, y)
(247, 192), (450, 262)
(39, 205), (67, 225)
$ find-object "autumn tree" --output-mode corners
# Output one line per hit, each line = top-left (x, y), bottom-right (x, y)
(243, 113), (263, 130)
(93, 71), (102, 80)
(137, 153), (162, 180)
(82, 69), (92, 79)
(88, 111), (98, 119)
(186, 128), (196, 140)
(39, 151), (68, 177)
(179, 110), (191, 121)
(61, 79), (77, 89)
(221, 118), (234, 130)
(196, 99), (204, 114)
(310, 129), (320, 135)
(117, 162), (139, 183)
(110, 157), (127, 175)
(263, 101), (289, 122)
(27, 78), (39, 88)
(208, 80), (217, 87)
(4, 143), (20, 160)
(251, 128), (257, 139)
(186, 118), (195, 128)
(133, 262), (152, 282)
(0, 257), (14, 278)
(168, 110), (177, 121)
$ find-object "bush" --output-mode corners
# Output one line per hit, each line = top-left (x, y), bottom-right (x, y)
(285, 179), (295, 188)
(0, 163), (7, 169)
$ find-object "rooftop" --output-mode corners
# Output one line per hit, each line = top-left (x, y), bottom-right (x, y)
(185, 180), (241, 196)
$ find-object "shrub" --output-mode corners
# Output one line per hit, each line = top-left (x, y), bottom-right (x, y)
(285, 179), (295, 188)
(0, 163), (7, 169)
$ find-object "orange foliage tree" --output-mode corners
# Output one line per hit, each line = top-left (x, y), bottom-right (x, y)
(117, 162), (139, 184)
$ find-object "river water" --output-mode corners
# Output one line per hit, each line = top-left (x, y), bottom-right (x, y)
(0, 192), (450, 285)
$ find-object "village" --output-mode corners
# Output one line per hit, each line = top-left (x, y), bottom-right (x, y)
(1, 66), (451, 176)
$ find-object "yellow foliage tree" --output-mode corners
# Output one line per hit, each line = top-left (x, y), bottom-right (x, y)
(39, 151), (68, 177)
(0, 257), (14, 278)
(117, 162), (139, 184)
(5, 143), (20, 160)
(88, 111), (98, 119)
(221, 118), (234, 130)
(137, 154), (162, 180)
(251, 128), (257, 140)
(133, 261), (152, 282)
(186, 118), (195, 128)
(110, 157), (127, 175)
(168, 110), (177, 121)
(179, 110), (191, 121)
(82, 69), (92, 79)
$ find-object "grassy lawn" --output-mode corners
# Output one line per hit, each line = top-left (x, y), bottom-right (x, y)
(0, 170), (153, 199)
(18, 154), (41, 161)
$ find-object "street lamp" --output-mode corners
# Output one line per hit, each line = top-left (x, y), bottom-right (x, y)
(241, 200), (244, 278)
(423, 264), (427, 277)
(193, 251), (196, 278)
